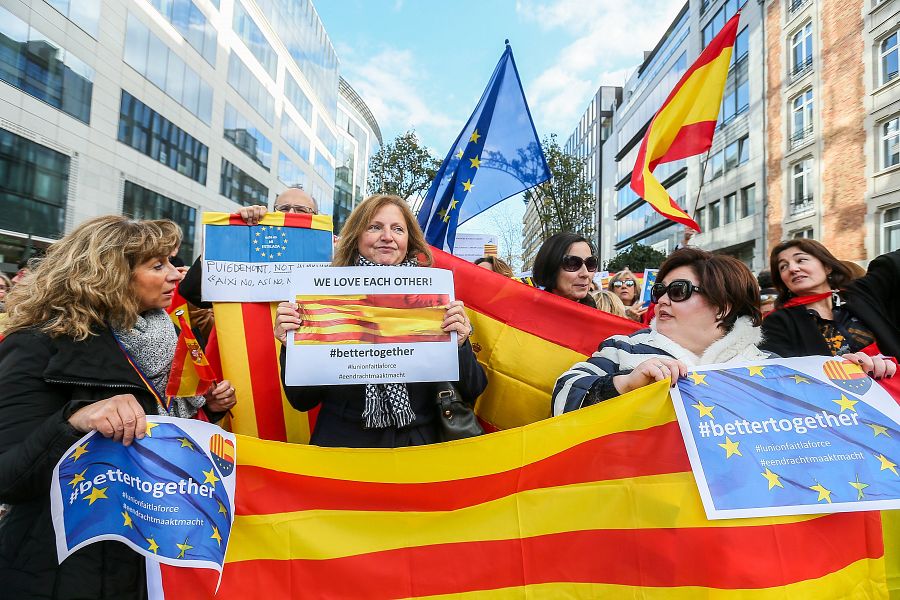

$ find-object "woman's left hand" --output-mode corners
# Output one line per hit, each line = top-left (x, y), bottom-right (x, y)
(442, 300), (473, 347)
(842, 353), (897, 379)
(205, 379), (237, 412)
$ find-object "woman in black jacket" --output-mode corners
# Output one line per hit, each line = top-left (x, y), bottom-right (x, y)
(0, 216), (236, 599)
(274, 194), (487, 448)
(760, 238), (898, 378)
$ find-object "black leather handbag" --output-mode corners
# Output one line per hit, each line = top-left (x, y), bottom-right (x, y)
(435, 382), (484, 441)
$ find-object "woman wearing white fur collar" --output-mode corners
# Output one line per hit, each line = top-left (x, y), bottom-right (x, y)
(553, 248), (769, 416)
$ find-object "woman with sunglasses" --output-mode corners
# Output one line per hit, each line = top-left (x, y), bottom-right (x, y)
(552, 248), (769, 415)
(760, 239), (898, 379)
(532, 232), (599, 308)
(607, 269), (647, 322)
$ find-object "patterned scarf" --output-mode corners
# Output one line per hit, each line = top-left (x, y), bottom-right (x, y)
(357, 254), (418, 429)
(113, 309), (206, 418)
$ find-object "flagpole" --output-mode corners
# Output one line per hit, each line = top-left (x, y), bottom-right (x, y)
(690, 146), (714, 218)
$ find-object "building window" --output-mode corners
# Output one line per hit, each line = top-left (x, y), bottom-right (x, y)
(223, 103), (272, 170)
(881, 30), (899, 85)
(147, 0), (216, 65)
(316, 119), (338, 158)
(882, 116), (900, 169)
(278, 153), (307, 189)
(724, 193), (736, 224)
(739, 135), (750, 164)
(790, 89), (814, 149)
(696, 207), (705, 230)
(117, 91), (209, 184)
(883, 206), (900, 252)
(232, 1), (277, 79)
(702, 0), (742, 47)
(788, 0), (810, 15)
(710, 152), (724, 180)
(792, 227), (814, 239)
(124, 14), (213, 124)
(0, 127), (69, 239)
(790, 22), (813, 80)
(45, 0), (101, 37)
(122, 181), (197, 258)
(709, 200), (721, 229)
(791, 158), (813, 214)
(0, 6), (94, 124)
(281, 114), (311, 162)
(284, 74), (313, 125)
(740, 185), (755, 218)
(720, 62), (749, 126)
(227, 53), (275, 126)
(733, 27), (749, 64)
(314, 150), (335, 186)
(220, 158), (268, 206)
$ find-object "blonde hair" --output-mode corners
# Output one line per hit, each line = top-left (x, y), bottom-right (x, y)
(4, 216), (181, 340)
(333, 194), (432, 267)
(592, 290), (627, 318)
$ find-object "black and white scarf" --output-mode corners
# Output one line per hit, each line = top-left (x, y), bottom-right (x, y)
(357, 254), (418, 429)
(113, 309), (206, 418)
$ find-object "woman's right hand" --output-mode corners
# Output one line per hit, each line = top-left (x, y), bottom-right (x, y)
(67, 394), (147, 446)
(274, 301), (302, 344)
(625, 304), (649, 321)
(613, 357), (688, 395)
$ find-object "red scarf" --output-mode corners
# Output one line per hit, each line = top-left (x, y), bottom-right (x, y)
(781, 291), (833, 309)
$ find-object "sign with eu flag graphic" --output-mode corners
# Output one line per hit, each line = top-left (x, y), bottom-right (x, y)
(671, 357), (900, 519)
(201, 211), (333, 302)
(51, 417), (237, 579)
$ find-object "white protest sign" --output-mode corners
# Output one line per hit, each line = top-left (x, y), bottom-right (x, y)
(284, 267), (459, 386)
(452, 233), (498, 263)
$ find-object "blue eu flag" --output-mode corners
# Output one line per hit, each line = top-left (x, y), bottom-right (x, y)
(417, 42), (551, 252)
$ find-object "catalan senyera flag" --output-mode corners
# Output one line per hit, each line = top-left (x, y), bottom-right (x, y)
(630, 11), (742, 231)
(165, 311), (216, 398)
(154, 378), (890, 599)
(295, 294), (451, 344)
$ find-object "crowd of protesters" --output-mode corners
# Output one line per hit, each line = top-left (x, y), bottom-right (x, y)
(0, 189), (898, 597)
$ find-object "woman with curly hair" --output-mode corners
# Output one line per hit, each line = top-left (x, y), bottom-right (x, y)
(0, 216), (236, 599)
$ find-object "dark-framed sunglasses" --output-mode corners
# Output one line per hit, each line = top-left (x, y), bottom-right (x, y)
(612, 279), (636, 289)
(650, 279), (702, 303)
(561, 255), (599, 272)
(275, 204), (317, 214)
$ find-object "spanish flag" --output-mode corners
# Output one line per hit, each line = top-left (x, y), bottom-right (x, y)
(630, 11), (742, 231)
(165, 310), (217, 398)
(154, 379), (890, 598)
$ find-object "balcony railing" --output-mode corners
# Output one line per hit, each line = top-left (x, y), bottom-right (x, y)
(790, 124), (814, 149)
(788, 0), (811, 16)
(790, 57), (813, 82)
(790, 196), (814, 215)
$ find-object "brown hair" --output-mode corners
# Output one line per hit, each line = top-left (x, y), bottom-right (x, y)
(840, 260), (867, 280)
(474, 255), (514, 278)
(4, 216), (181, 340)
(768, 239), (852, 307)
(657, 247), (762, 329)
(333, 194), (432, 267)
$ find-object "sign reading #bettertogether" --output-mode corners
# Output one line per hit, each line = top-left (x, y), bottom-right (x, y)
(51, 417), (237, 582)
(671, 356), (900, 519)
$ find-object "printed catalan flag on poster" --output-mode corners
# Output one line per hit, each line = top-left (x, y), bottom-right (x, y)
(153, 379), (891, 599)
(630, 11), (741, 231)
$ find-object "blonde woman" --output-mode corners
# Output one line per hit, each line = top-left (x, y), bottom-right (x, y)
(592, 289), (627, 318)
(274, 194), (487, 448)
(0, 216), (236, 599)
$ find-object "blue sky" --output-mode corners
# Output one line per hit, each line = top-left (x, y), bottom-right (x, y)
(316, 0), (684, 264)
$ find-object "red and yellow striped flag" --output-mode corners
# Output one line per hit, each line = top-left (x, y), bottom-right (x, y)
(630, 11), (741, 231)
(154, 379), (889, 598)
(165, 311), (216, 398)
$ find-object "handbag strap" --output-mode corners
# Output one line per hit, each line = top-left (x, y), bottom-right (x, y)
(109, 328), (170, 413)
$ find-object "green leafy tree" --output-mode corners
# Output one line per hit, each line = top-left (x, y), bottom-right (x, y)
(367, 130), (441, 202)
(605, 243), (668, 272)
(523, 134), (595, 243)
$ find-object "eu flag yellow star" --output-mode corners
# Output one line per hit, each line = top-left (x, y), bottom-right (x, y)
(832, 394), (858, 413)
(449, 198), (459, 210)
(687, 372), (708, 386)
(469, 129), (481, 143)
(68, 469), (87, 488)
(469, 155), (481, 169)
(456, 150), (463, 159)
(761, 468), (783, 490)
(809, 482), (832, 503)
(718, 436), (742, 458)
(70, 443), (89, 462)
(145, 421), (160, 437)
(176, 540), (193, 559)
(867, 423), (890, 438)
(849, 475), (869, 500)
(178, 437), (195, 450)
(211, 526), (222, 547)
(789, 375), (810, 384)
(122, 511), (133, 528)
(876, 453), (898, 476)
(746, 365), (766, 377)
(691, 400), (715, 419)
(202, 468), (220, 488)
(147, 538), (159, 554)
(84, 486), (108, 505)
(217, 500), (228, 516)
(462, 179), (473, 192)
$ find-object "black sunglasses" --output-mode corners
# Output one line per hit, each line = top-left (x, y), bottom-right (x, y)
(561, 255), (599, 272)
(612, 280), (636, 288)
(650, 279), (702, 303)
